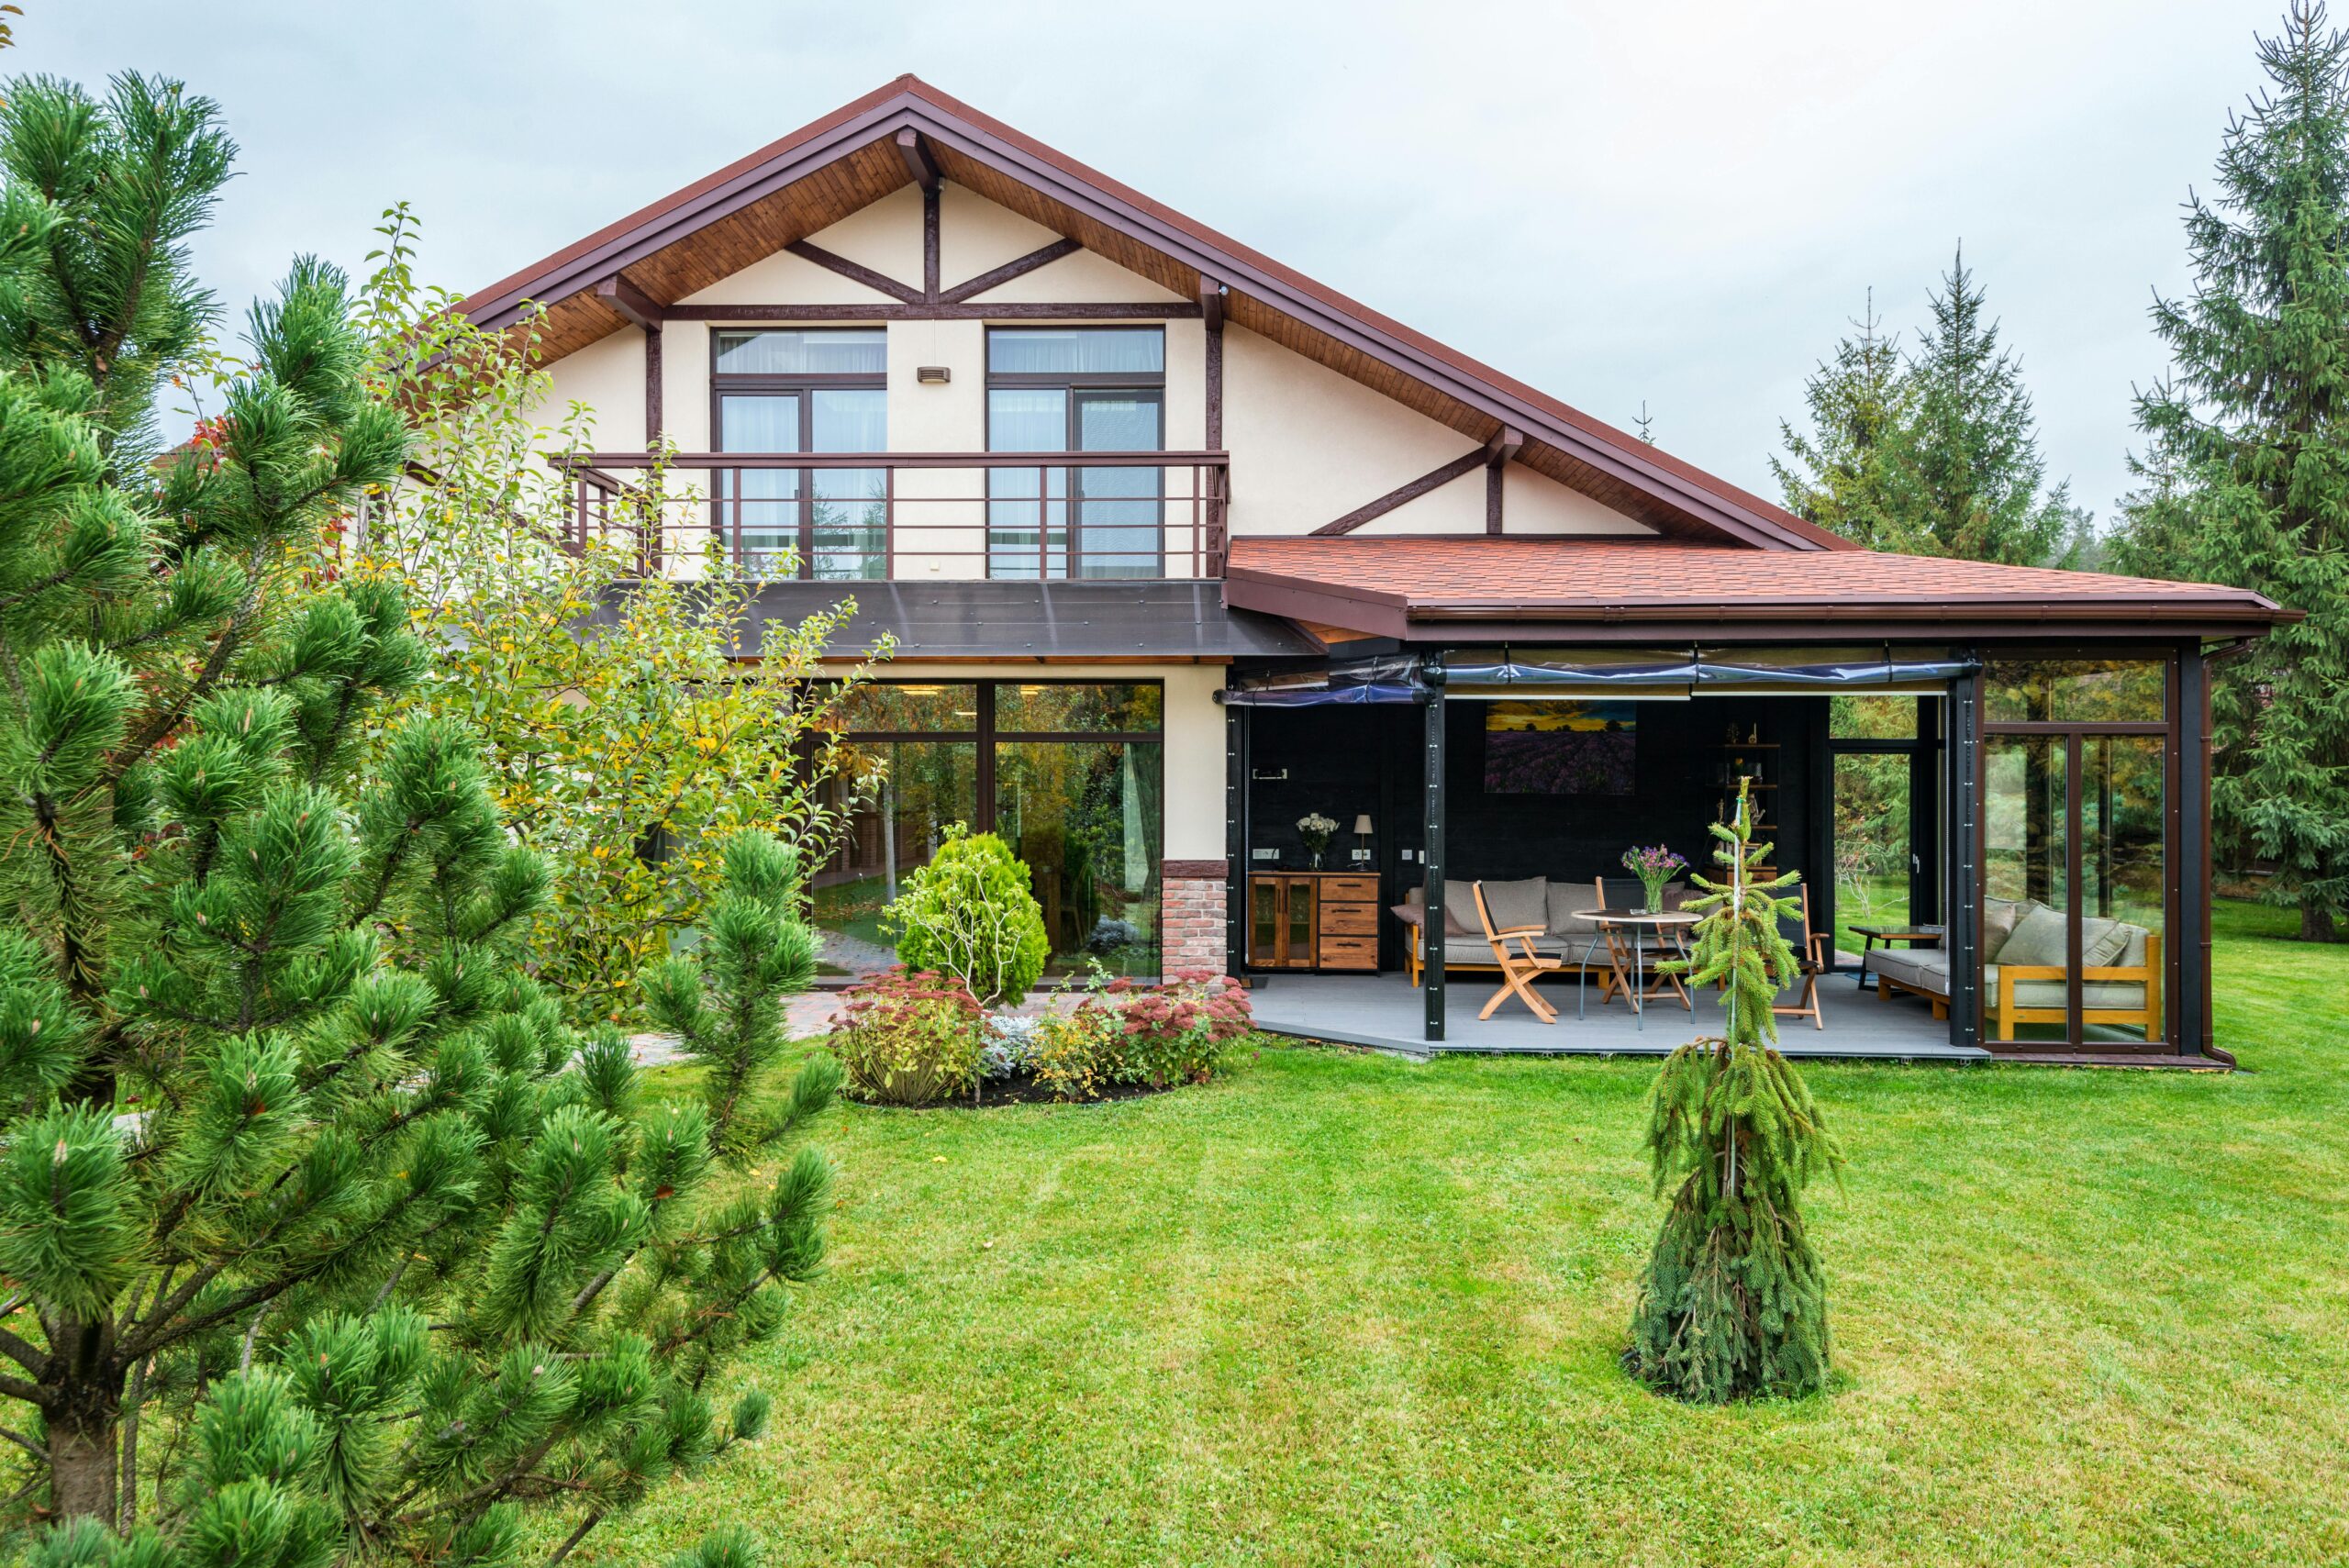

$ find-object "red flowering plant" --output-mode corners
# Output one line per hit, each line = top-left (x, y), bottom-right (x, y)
(1102, 968), (1254, 1088)
(829, 966), (986, 1106)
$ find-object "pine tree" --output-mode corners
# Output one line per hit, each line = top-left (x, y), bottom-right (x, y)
(1894, 247), (2087, 565)
(1626, 781), (1843, 1404)
(1771, 289), (1921, 550)
(2121, 1), (2349, 940)
(0, 73), (836, 1563)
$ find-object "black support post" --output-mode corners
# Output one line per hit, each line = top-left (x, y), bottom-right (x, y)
(1227, 703), (1249, 978)
(2177, 645), (2211, 1059)
(1422, 657), (1448, 1045)
(1946, 666), (1982, 1050)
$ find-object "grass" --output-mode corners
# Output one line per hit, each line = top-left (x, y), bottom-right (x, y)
(586, 899), (2349, 1566)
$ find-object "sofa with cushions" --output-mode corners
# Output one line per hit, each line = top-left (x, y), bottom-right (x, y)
(1391, 876), (1687, 987)
(1865, 895), (2163, 1041)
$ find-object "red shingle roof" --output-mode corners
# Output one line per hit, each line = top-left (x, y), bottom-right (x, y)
(1223, 536), (2288, 639)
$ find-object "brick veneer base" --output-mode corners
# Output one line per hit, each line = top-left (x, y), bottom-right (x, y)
(1161, 870), (1230, 977)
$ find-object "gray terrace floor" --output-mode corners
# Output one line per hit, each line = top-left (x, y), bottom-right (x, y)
(1245, 969), (1984, 1061)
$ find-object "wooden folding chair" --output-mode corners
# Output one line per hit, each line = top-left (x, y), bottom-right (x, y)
(1473, 882), (1562, 1023)
(1770, 883), (1830, 1030)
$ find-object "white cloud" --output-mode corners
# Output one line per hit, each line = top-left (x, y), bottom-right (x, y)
(31, 0), (2282, 516)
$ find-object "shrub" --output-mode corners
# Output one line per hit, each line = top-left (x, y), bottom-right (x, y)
(1025, 969), (1252, 1100)
(886, 828), (1051, 1006)
(1106, 970), (1254, 1087)
(830, 968), (986, 1106)
(1030, 1001), (1119, 1101)
(981, 1015), (1042, 1081)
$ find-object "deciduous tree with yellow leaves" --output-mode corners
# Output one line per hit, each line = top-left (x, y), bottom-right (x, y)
(351, 208), (891, 1021)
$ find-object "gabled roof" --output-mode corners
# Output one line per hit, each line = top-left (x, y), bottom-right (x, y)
(1222, 536), (2291, 641)
(460, 75), (1850, 554)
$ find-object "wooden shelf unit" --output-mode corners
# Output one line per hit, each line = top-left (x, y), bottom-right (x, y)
(1246, 872), (1380, 971)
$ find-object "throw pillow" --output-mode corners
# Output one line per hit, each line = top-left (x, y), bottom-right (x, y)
(1995, 903), (2069, 968)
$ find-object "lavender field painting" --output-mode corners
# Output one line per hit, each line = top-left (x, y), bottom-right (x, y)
(1483, 700), (1636, 795)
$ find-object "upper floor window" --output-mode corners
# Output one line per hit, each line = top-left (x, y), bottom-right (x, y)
(711, 328), (886, 580)
(985, 328), (1164, 580)
(713, 328), (887, 376)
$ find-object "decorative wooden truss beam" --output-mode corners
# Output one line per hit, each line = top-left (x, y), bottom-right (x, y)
(594, 274), (663, 332)
(1314, 428), (1520, 537)
(939, 239), (1083, 304)
(1486, 425), (1523, 535)
(662, 300), (1202, 321)
(895, 128), (941, 191)
(784, 239), (925, 304)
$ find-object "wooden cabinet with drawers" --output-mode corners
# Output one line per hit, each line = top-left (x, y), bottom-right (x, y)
(1246, 872), (1381, 972)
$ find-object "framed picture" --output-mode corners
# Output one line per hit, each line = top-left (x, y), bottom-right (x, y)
(1483, 699), (1637, 795)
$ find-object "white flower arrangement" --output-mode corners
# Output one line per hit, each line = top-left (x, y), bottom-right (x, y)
(1296, 811), (1341, 858)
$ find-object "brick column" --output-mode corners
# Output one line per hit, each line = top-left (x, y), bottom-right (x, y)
(1161, 859), (1231, 977)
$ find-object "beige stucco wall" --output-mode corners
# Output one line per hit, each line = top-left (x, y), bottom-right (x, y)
(524, 178), (1651, 570)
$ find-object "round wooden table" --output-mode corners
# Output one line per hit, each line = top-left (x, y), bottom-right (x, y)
(1577, 908), (1700, 1031)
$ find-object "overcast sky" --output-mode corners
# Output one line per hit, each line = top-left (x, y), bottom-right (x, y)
(26, 0), (2288, 523)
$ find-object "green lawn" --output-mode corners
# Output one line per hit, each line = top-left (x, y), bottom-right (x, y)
(590, 900), (2349, 1566)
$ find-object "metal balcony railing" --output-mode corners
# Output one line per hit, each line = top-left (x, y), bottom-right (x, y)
(554, 451), (1230, 582)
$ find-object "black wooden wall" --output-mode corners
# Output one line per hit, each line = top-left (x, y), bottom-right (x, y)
(1244, 696), (1828, 969)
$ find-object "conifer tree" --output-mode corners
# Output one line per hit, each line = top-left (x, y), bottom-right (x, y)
(1893, 248), (2088, 565)
(2120, 1), (2349, 940)
(1626, 781), (1842, 1404)
(1772, 289), (1920, 550)
(0, 72), (836, 1563)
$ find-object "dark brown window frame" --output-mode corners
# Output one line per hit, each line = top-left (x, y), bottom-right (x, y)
(709, 328), (889, 578)
(985, 327), (1169, 581)
(1976, 649), (2181, 1051)
(812, 676), (1170, 983)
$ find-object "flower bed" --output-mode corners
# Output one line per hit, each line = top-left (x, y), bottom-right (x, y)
(827, 967), (1253, 1108)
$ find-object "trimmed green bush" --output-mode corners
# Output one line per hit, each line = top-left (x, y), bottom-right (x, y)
(885, 828), (1050, 1006)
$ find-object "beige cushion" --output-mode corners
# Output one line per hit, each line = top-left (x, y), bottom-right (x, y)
(2079, 916), (2133, 969)
(1402, 883), (1473, 936)
(1546, 883), (1603, 935)
(1477, 877), (1549, 935)
(1994, 904), (2069, 968)
(1983, 897), (2028, 955)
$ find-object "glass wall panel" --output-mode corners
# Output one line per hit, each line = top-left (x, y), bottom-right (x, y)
(1982, 736), (2072, 1044)
(809, 387), (887, 580)
(1074, 391), (1163, 578)
(809, 740), (979, 982)
(836, 683), (980, 733)
(996, 683), (1163, 733)
(1831, 694), (1919, 740)
(986, 388), (1068, 578)
(2081, 736), (2166, 1042)
(1833, 751), (1912, 955)
(718, 395), (798, 574)
(996, 740), (1163, 978)
(986, 328), (1165, 375)
(713, 329), (887, 374)
(1986, 660), (2165, 724)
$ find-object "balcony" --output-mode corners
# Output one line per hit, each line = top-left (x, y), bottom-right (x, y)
(556, 451), (1230, 582)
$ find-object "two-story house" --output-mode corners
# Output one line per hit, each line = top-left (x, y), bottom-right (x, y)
(459, 76), (2284, 1062)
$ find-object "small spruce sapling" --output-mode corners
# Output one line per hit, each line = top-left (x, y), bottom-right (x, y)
(1625, 778), (1844, 1403)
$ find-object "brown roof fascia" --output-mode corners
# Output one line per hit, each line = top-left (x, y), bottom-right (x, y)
(1221, 570), (2291, 643)
(458, 75), (1843, 556)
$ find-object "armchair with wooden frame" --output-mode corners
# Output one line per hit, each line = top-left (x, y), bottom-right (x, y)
(1472, 882), (1564, 1023)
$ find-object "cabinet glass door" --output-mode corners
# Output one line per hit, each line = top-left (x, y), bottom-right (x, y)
(1284, 878), (1314, 966)
(1250, 877), (1280, 965)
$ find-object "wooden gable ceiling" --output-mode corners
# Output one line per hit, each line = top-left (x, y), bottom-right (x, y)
(460, 77), (1848, 552)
